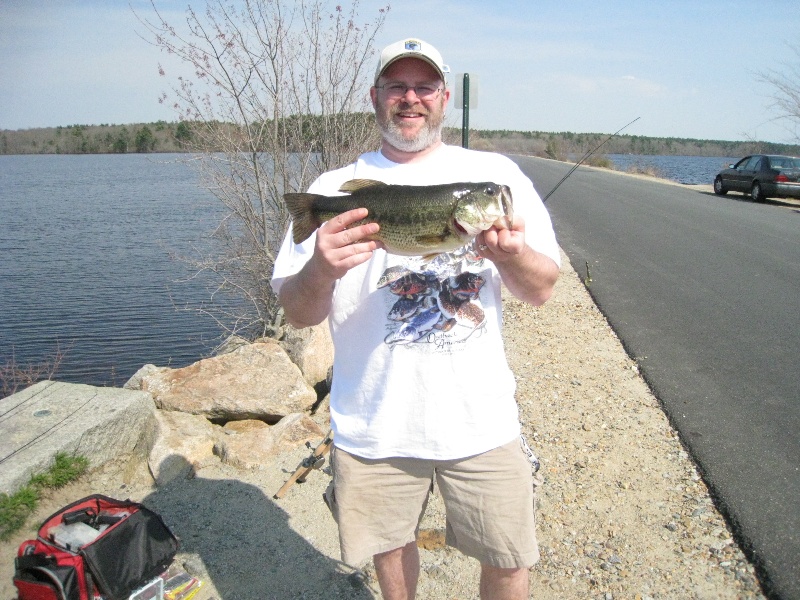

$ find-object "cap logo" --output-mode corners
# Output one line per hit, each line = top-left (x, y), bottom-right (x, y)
(404, 40), (422, 52)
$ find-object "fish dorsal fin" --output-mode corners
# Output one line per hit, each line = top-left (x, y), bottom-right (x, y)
(339, 179), (388, 193)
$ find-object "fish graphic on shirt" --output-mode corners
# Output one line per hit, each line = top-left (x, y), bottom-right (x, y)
(380, 252), (489, 349)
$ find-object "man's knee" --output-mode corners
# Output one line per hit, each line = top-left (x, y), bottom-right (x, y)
(480, 564), (527, 577)
(479, 564), (529, 600)
(374, 541), (415, 563)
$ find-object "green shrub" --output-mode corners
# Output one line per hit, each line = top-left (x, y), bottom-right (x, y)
(584, 154), (613, 169)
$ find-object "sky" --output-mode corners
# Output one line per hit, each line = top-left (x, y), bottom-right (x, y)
(1, 0), (799, 144)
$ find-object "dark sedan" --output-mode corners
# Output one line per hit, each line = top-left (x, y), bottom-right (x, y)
(713, 154), (800, 202)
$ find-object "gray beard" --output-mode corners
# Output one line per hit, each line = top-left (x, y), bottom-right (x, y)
(378, 118), (443, 154)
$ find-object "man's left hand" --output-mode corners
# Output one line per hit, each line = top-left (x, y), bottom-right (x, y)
(476, 215), (527, 262)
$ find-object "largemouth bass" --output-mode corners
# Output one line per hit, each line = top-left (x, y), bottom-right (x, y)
(283, 179), (513, 257)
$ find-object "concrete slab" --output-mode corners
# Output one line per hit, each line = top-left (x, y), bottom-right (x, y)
(0, 381), (156, 494)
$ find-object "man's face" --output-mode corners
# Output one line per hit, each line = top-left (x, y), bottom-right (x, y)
(371, 57), (450, 153)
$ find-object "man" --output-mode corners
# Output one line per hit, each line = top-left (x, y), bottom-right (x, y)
(271, 38), (560, 600)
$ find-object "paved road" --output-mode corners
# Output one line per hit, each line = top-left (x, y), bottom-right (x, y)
(512, 155), (800, 600)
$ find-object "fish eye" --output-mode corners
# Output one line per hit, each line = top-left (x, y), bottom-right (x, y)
(484, 185), (496, 195)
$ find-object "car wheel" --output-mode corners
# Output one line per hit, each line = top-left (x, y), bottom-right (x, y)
(750, 182), (765, 202)
(713, 176), (728, 195)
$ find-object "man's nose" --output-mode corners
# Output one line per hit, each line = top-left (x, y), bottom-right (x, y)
(401, 86), (421, 101)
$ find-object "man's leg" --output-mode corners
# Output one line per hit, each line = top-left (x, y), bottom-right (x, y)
(435, 440), (539, 599)
(479, 565), (529, 600)
(373, 541), (420, 600)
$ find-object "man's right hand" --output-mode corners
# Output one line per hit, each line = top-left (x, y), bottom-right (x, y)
(309, 207), (383, 282)
(278, 207), (382, 329)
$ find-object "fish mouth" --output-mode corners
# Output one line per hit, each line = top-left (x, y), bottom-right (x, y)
(453, 220), (469, 236)
(453, 218), (484, 239)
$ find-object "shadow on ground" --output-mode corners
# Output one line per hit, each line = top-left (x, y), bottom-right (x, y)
(142, 456), (374, 600)
(697, 188), (800, 211)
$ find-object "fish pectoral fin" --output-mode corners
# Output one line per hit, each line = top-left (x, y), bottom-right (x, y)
(411, 234), (451, 262)
(415, 233), (449, 244)
(338, 179), (389, 193)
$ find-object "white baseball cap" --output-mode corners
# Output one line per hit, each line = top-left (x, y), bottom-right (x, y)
(374, 38), (450, 84)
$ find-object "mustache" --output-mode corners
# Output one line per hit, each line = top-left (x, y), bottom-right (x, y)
(391, 102), (430, 117)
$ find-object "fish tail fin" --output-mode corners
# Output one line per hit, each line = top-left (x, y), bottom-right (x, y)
(284, 193), (323, 244)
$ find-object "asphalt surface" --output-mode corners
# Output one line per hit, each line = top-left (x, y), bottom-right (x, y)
(511, 155), (800, 600)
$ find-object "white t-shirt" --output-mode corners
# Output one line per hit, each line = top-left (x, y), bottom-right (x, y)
(272, 144), (560, 460)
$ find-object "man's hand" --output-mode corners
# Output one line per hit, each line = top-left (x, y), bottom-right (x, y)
(475, 215), (559, 306)
(475, 215), (526, 263)
(279, 208), (382, 328)
(310, 207), (383, 282)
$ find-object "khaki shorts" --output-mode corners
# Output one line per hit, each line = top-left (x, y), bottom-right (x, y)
(326, 439), (540, 568)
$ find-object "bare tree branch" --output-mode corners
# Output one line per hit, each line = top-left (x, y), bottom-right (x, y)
(759, 43), (800, 143)
(1, 345), (69, 399)
(136, 0), (388, 340)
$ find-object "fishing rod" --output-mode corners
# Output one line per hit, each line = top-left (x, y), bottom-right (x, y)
(542, 116), (641, 203)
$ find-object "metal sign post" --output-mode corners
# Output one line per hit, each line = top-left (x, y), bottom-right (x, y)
(454, 73), (478, 149)
(462, 73), (470, 149)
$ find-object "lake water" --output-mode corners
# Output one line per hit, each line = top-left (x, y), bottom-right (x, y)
(606, 154), (738, 185)
(0, 154), (226, 389)
(0, 152), (739, 391)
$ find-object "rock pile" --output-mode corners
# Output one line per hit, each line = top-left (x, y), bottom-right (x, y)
(123, 322), (335, 486)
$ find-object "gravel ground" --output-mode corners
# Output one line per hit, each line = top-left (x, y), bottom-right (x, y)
(1, 247), (767, 600)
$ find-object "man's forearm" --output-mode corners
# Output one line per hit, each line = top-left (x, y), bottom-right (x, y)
(278, 262), (336, 328)
(495, 245), (560, 306)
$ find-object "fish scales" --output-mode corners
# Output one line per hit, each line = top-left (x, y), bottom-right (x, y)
(313, 189), (455, 248)
(283, 179), (513, 258)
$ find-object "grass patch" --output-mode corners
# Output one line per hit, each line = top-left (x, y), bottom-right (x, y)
(0, 453), (88, 540)
(625, 163), (665, 178)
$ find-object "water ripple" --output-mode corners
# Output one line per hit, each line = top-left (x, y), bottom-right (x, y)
(0, 154), (229, 387)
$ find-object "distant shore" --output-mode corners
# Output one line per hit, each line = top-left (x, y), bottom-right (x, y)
(3, 122), (799, 157)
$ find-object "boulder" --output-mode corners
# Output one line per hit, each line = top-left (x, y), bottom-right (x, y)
(148, 410), (218, 486)
(136, 342), (317, 423)
(270, 413), (326, 448)
(123, 363), (160, 391)
(278, 321), (334, 391)
(214, 419), (274, 470)
(214, 414), (324, 469)
(0, 381), (155, 495)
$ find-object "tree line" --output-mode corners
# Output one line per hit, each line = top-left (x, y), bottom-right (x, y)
(3, 120), (798, 158)
(0, 122), (191, 155)
(467, 129), (800, 159)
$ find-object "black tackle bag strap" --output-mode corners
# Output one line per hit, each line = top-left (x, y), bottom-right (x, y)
(16, 553), (57, 570)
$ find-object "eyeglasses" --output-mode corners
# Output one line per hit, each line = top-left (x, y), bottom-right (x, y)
(375, 82), (443, 101)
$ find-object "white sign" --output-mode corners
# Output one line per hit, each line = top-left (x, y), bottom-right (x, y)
(453, 73), (479, 110)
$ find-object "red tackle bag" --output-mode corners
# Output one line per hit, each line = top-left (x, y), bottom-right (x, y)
(14, 494), (179, 600)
